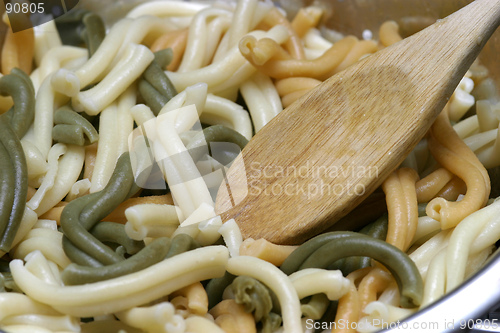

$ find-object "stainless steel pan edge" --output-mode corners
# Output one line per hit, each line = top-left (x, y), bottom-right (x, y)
(379, 250), (500, 332)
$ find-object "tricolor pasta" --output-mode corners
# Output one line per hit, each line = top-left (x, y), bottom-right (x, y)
(0, 0), (499, 332)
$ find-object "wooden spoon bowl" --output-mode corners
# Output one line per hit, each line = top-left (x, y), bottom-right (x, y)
(215, 0), (500, 244)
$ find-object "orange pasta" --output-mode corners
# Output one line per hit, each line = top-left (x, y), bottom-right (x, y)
(332, 283), (359, 333)
(356, 267), (393, 313)
(1, 14), (34, 74)
(276, 77), (322, 107)
(150, 28), (188, 71)
(169, 282), (208, 315)
(83, 143), (98, 180)
(415, 168), (454, 203)
(281, 89), (313, 107)
(239, 238), (298, 266)
(416, 168), (466, 202)
(0, 95), (14, 114)
(426, 108), (490, 229)
(239, 36), (292, 67)
(331, 268), (371, 333)
(258, 7), (305, 59)
(291, 7), (324, 38)
(435, 177), (467, 201)
(379, 20), (403, 47)
(209, 299), (257, 333)
(275, 77), (322, 96)
(239, 35), (357, 80)
(333, 39), (378, 74)
(382, 168), (419, 251)
(39, 201), (67, 224)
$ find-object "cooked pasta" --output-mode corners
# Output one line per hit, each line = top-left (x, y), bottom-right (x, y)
(210, 299), (257, 333)
(1, 14), (34, 75)
(0, 1), (499, 332)
(426, 108), (490, 229)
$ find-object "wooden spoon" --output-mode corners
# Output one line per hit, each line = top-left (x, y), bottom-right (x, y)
(215, 0), (500, 244)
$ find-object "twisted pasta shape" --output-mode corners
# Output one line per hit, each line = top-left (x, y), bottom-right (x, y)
(426, 108), (490, 229)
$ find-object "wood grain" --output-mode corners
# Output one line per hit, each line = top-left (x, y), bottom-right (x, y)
(215, 0), (500, 244)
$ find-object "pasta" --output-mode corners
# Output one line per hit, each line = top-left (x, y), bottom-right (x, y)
(382, 168), (419, 251)
(426, 107), (490, 229)
(1, 14), (34, 75)
(210, 299), (257, 333)
(0, 1), (499, 332)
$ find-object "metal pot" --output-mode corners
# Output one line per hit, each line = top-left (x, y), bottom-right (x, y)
(43, 0), (500, 332)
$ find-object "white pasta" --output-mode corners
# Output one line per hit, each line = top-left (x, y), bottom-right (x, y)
(166, 25), (288, 91)
(240, 72), (281, 132)
(158, 83), (208, 126)
(202, 16), (232, 67)
(409, 229), (452, 280)
(195, 215), (223, 246)
(20, 140), (47, 186)
(27, 143), (66, 211)
(33, 20), (62, 67)
(37, 46), (88, 84)
(377, 282), (400, 306)
(178, 8), (233, 73)
(218, 218), (243, 257)
(0, 208), (37, 258)
(303, 28), (333, 53)
(448, 76), (475, 122)
(476, 100), (500, 132)
(289, 268), (350, 300)
(24, 251), (63, 286)
(33, 75), (67, 159)
(1, 314), (80, 332)
(420, 250), (446, 307)
(411, 216), (441, 247)
(115, 302), (185, 333)
(124, 204), (181, 240)
(357, 302), (417, 333)
(453, 116), (479, 142)
(445, 199), (500, 292)
(0, 293), (60, 322)
(0, 324), (54, 333)
(66, 18), (133, 89)
(202, 94), (253, 140)
(73, 43), (154, 115)
(155, 105), (214, 217)
(65, 179), (91, 202)
(10, 246), (229, 316)
(226, 0), (259, 48)
(475, 126), (500, 168)
(13, 227), (71, 269)
(463, 128), (497, 152)
(116, 85), (137, 155)
(130, 104), (155, 126)
(126, 1), (209, 19)
(33, 145), (85, 216)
